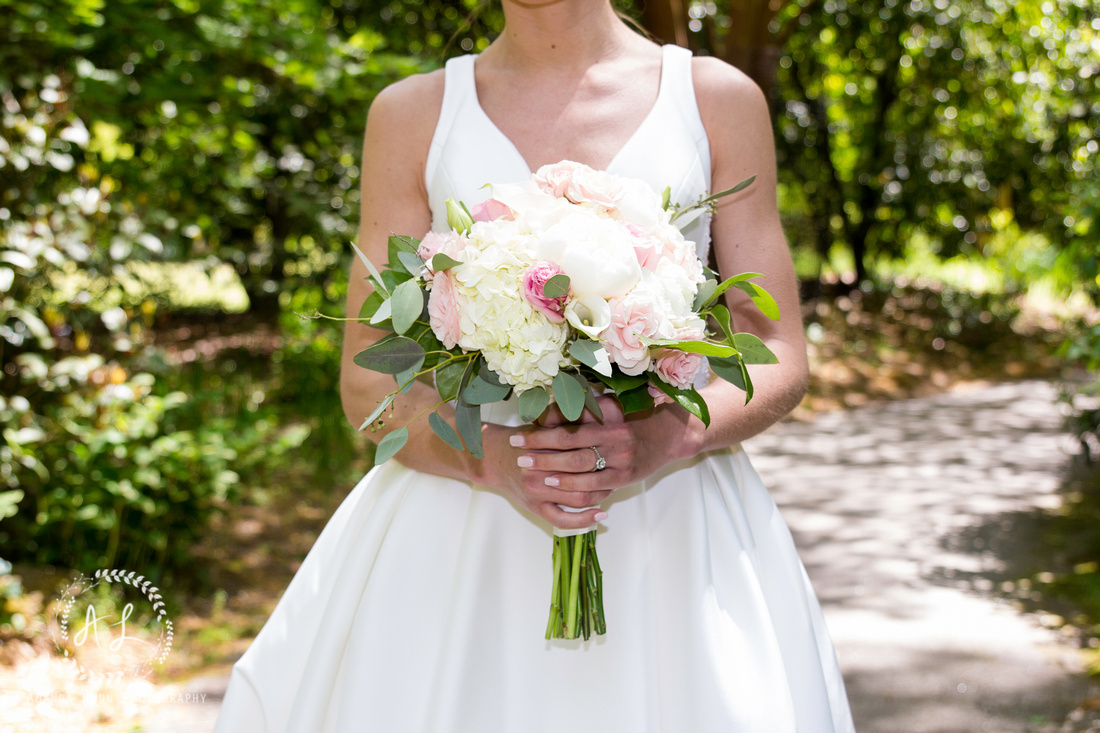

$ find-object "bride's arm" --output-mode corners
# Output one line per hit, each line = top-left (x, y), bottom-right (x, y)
(513, 58), (809, 491)
(340, 74), (608, 529)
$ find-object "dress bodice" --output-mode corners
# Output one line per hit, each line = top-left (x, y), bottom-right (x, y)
(424, 43), (713, 263)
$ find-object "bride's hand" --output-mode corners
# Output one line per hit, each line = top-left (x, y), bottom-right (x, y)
(509, 395), (700, 501)
(479, 423), (613, 531)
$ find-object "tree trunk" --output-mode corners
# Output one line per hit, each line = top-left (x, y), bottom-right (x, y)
(641, 0), (688, 47)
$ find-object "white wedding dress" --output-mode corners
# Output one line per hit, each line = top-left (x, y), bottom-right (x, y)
(213, 44), (855, 733)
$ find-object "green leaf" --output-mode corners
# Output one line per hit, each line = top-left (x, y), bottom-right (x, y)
(640, 337), (738, 358)
(394, 365), (418, 394)
(701, 175), (756, 204)
(446, 198), (474, 233)
(374, 427), (409, 464)
(429, 253), (462, 271)
(359, 394), (395, 431)
(462, 374), (512, 405)
(434, 358), (469, 402)
(652, 380), (711, 426)
(569, 340), (607, 372)
(388, 234), (419, 272)
(660, 186), (671, 210)
(582, 381), (603, 421)
(350, 241), (388, 296)
(710, 356), (753, 402)
(397, 250), (424, 277)
(455, 401), (483, 458)
(591, 369), (649, 395)
(733, 281), (780, 321)
(703, 272), (764, 308)
(553, 371), (586, 422)
(518, 386), (550, 423)
(543, 274), (570, 299)
(732, 333), (778, 364)
(693, 279), (718, 311)
(390, 279), (424, 335)
(617, 385), (654, 414)
(429, 412), (464, 451)
(711, 303), (736, 345)
(353, 336), (425, 375)
(478, 362), (505, 386)
(359, 291), (384, 321)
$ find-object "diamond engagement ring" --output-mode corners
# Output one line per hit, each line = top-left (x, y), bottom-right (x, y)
(589, 446), (607, 472)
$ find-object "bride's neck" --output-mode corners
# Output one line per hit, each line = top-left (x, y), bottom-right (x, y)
(486, 0), (638, 73)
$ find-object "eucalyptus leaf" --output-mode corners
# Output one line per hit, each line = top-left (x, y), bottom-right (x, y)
(429, 253), (462, 271)
(394, 365), (418, 394)
(356, 394), (396, 429)
(582, 381), (604, 421)
(518, 386), (550, 423)
(463, 374), (512, 405)
(429, 412), (464, 451)
(359, 290), (384, 321)
(478, 362), (505, 386)
(455, 401), (483, 458)
(353, 336), (425, 375)
(350, 241), (388, 295)
(434, 358), (469, 402)
(543, 274), (570, 299)
(693, 279), (718, 311)
(553, 371), (586, 422)
(374, 427), (409, 464)
(396, 250), (424, 277)
(369, 297), (392, 325)
(388, 234), (419, 271)
(390, 279), (424, 334)
(732, 333), (778, 364)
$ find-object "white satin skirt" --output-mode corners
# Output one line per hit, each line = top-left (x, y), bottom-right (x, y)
(213, 402), (854, 732)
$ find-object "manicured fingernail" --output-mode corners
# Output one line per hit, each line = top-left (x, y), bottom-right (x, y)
(544, 476), (560, 487)
(517, 456), (534, 468)
(509, 435), (525, 447)
(594, 511), (609, 522)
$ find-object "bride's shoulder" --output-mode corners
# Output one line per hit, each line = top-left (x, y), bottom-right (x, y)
(689, 56), (773, 158)
(364, 68), (446, 151)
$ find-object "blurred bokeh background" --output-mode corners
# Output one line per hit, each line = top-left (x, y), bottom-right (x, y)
(0, 0), (1097, 729)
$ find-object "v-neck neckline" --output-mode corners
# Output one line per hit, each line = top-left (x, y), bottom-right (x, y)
(468, 44), (672, 177)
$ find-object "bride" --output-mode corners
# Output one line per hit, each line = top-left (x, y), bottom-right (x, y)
(213, 0), (856, 730)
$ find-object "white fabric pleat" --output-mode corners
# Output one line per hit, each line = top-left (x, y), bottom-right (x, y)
(214, 43), (855, 733)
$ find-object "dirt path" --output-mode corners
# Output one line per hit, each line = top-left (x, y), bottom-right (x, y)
(745, 379), (1097, 732)
(129, 379), (1097, 732)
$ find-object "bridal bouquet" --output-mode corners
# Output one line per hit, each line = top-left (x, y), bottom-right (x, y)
(350, 160), (779, 640)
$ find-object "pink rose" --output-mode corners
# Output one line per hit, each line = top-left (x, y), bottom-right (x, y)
(427, 271), (462, 349)
(654, 349), (706, 391)
(625, 222), (665, 271)
(522, 261), (568, 323)
(534, 161), (622, 212)
(417, 231), (467, 282)
(648, 384), (674, 406)
(469, 198), (513, 222)
(603, 292), (667, 375)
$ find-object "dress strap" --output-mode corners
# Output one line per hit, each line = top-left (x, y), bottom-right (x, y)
(660, 44), (710, 173)
(425, 55), (476, 195)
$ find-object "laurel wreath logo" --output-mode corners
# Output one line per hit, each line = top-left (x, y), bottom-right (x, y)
(53, 568), (174, 681)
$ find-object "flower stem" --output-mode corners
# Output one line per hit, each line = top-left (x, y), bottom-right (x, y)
(565, 532), (585, 638)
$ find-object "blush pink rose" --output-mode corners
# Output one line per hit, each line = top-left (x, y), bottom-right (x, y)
(427, 271), (462, 349)
(522, 261), (568, 323)
(625, 222), (665, 271)
(648, 384), (674, 406)
(533, 161), (584, 198)
(603, 293), (666, 375)
(654, 349), (706, 390)
(469, 198), (513, 222)
(417, 231), (467, 281)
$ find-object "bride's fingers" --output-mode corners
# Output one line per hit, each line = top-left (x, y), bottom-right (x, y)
(512, 422), (629, 452)
(537, 502), (608, 530)
(518, 446), (606, 475)
(527, 482), (612, 508)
